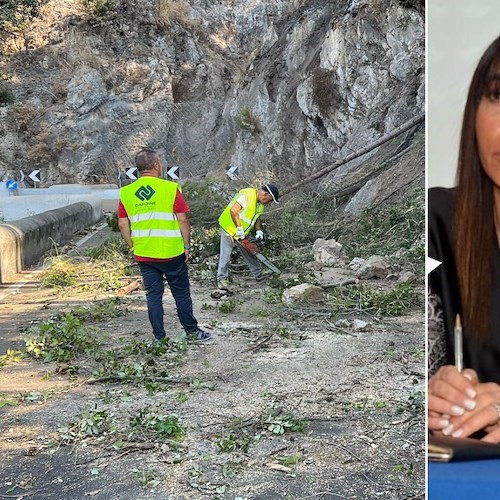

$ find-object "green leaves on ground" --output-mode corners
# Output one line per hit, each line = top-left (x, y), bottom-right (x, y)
(59, 408), (110, 442)
(216, 410), (308, 454)
(0, 349), (24, 369)
(264, 412), (308, 435)
(130, 408), (186, 441)
(42, 241), (133, 293)
(327, 282), (420, 317)
(25, 312), (98, 363)
(40, 256), (78, 288)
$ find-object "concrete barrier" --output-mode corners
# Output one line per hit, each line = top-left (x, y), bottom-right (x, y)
(0, 193), (106, 221)
(0, 201), (103, 283)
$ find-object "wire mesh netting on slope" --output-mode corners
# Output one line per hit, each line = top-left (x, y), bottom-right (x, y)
(82, 99), (236, 185)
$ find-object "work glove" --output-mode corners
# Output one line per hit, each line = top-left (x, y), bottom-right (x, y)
(255, 230), (264, 241)
(235, 226), (245, 239)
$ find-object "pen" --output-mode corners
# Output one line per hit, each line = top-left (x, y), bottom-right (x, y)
(454, 314), (463, 372)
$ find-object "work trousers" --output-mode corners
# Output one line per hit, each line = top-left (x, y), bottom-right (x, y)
(216, 229), (261, 281)
(138, 254), (198, 340)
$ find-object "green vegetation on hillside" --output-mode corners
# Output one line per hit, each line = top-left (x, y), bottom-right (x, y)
(0, 0), (45, 35)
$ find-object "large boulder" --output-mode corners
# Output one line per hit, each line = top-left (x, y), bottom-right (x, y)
(313, 238), (346, 266)
(356, 255), (390, 279)
(282, 283), (325, 304)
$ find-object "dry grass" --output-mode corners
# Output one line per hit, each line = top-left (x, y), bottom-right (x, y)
(53, 136), (67, 154)
(27, 129), (52, 165)
(123, 61), (149, 85)
(249, 169), (278, 189)
(12, 102), (39, 133)
(52, 82), (68, 100)
(312, 68), (339, 115)
(65, 27), (107, 68)
(62, 28), (148, 91)
(153, 0), (192, 30)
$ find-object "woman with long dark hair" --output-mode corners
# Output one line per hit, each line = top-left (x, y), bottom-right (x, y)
(428, 35), (500, 442)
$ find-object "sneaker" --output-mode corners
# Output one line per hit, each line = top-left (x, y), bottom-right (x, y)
(217, 279), (232, 291)
(187, 329), (212, 342)
(147, 338), (163, 348)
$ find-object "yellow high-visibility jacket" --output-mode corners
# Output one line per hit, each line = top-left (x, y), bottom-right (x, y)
(218, 188), (264, 237)
(120, 177), (184, 258)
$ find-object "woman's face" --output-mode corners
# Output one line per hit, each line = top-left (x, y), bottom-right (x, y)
(476, 93), (500, 188)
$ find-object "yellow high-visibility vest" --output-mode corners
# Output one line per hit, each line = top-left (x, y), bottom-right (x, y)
(120, 177), (184, 258)
(218, 188), (264, 237)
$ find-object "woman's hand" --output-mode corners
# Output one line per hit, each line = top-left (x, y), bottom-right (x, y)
(442, 382), (500, 442)
(428, 365), (479, 431)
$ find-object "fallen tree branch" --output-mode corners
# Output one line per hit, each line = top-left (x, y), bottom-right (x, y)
(320, 279), (358, 289)
(281, 113), (424, 196)
(117, 279), (142, 296)
(0, 492), (45, 499)
(244, 333), (275, 352)
(324, 319), (357, 337)
(84, 375), (189, 385)
(299, 491), (345, 499)
(0, 26), (18, 38)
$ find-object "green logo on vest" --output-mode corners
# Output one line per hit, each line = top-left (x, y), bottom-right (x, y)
(135, 185), (155, 201)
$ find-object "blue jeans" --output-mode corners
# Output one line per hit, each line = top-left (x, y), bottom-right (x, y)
(138, 255), (198, 340)
(216, 229), (261, 281)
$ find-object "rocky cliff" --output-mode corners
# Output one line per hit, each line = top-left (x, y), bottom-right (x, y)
(0, 0), (424, 209)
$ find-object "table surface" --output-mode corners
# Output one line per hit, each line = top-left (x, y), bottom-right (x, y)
(428, 459), (500, 499)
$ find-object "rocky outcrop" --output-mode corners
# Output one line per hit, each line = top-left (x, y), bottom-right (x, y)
(0, 0), (424, 205)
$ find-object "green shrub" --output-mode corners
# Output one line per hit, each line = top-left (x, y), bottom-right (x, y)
(263, 411), (309, 435)
(182, 180), (227, 227)
(0, 0), (44, 37)
(236, 106), (258, 131)
(0, 349), (24, 369)
(59, 408), (109, 441)
(217, 432), (256, 453)
(106, 211), (119, 232)
(41, 257), (78, 288)
(218, 300), (237, 313)
(130, 408), (186, 441)
(86, 235), (128, 260)
(25, 312), (98, 362)
(336, 190), (424, 259)
(71, 297), (126, 322)
(0, 87), (14, 106)
(80, 0), (118, 16)
(327, 282), (421, 317)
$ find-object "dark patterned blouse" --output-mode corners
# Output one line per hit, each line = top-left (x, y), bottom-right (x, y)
(428, 187), (500, 383)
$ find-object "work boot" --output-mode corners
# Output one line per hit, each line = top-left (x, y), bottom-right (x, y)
(255, 269), (273, 282)
(217, 278), (232, 291)
(147, 337), (163, 348)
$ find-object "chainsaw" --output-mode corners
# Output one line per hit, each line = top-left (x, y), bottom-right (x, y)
(235, 237), (281, 275)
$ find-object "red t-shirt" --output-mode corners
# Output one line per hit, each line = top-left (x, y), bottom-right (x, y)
(118, 186), (190, 262)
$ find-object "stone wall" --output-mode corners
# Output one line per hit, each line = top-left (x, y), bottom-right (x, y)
(0, 202), (102, 283)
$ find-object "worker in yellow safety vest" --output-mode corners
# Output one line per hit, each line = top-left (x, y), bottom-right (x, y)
(217, 184), (279, 290)
(118, 148), (211, 343)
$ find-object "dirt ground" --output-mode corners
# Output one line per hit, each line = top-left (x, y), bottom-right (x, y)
(0, 229), (425, 500)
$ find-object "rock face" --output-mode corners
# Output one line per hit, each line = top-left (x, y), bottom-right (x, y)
(0, 0), (424, 204)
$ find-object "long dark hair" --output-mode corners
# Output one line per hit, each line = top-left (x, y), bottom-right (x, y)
(454, 35), (500, 342)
